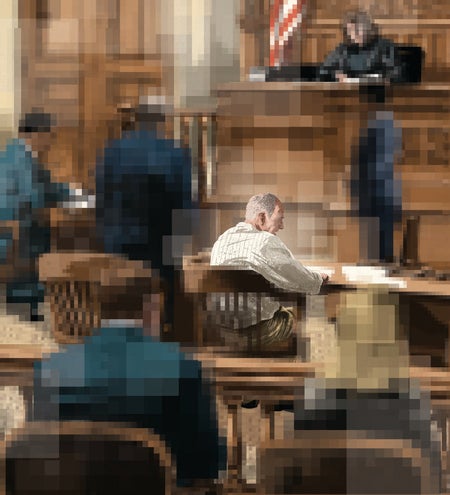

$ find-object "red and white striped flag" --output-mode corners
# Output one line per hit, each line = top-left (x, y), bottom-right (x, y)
(270, 0), (307, 67)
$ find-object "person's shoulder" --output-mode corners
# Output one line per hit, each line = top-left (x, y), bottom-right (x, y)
(330, 42), (347, 54)
(4, 138), (24, 149)
(101, 132), (144, 159)
(376, 36), (396, 49)
(1, 139), (28, 162)
(0, 141), (36, 184)
(217, 222), (248, 237)
(88, 327), (188, 360)
(264, 231), (287, 246)
(211, 224), (240, 253)
(322, 43), (347, 66)
(112, 130), (159, 149)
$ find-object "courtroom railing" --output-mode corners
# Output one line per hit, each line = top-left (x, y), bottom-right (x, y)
(172, 109), (217, 205)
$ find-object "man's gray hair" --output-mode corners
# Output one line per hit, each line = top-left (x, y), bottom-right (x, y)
(245, 193), (280, 221)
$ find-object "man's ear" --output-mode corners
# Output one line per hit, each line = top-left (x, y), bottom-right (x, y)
(258, 212), (266, 225)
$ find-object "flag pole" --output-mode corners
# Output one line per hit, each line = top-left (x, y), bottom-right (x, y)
(270, 0), (282, 67)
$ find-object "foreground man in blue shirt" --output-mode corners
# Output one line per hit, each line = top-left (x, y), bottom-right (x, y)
(33, 298), (226, 489)
(33, 266), (226, 493)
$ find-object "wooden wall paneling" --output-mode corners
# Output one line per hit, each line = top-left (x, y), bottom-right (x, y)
(215, 85), (332, 203)
(329, 216), (361, 263)
(20, 0), (164, 186)
(19, 0), (40, 118)
(119, 0), (141, 55)
(143, 0), (160, 56)
(117, 0), (161, 58)
(78, 1), (112, 190)
(417, 215), (450, 269)
(39, 128), (80, 187)
(107, 59), (162, 107)
(394, 86), (450, 213)
(19, 0), (82, 184)
(306, 0), (448, 19)
(240, 0), (270, 75)
(31, 65), (80, 126)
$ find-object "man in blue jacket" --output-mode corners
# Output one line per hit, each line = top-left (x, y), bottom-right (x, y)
(33, 320), (226, 487)
(0, 112), (73, 320)
(96, 97), (194, 329)
(96, 97), (193, 276)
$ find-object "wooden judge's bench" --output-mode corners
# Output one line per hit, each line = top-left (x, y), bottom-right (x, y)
(211, 82), (450, 267)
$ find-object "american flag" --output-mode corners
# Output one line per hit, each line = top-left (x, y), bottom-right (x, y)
(270, 0), (307, 67)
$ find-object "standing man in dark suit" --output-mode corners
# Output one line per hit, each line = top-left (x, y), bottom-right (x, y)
(320, 11), (403, 261)
(96, 96), (194, 328)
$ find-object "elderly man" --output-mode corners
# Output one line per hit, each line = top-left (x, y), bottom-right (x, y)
(210, 193), (328, 351)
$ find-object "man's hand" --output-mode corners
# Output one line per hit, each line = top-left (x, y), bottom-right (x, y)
(335, 71), (346, 82)
(321, 273), (330, 284)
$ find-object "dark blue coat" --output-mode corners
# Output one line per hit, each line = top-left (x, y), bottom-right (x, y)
(0, 139), (71, 313)
(33, 327), (226, 485)
(0, 139), (70, 263)
(95, 130), (193, 279)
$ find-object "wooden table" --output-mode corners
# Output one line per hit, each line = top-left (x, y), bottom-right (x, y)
(182, 257), (450, 365)
(309, 262), (450, 367)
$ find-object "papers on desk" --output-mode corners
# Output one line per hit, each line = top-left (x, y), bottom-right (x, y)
(343, 74), (383, 84)
(306, 265), (407, 289)
(341, 265), (406, 288)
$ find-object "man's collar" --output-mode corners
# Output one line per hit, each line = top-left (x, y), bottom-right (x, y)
(242, 221), (261, 231)
(101, 319), (143, 328)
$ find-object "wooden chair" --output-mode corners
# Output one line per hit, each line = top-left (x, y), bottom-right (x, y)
(259, 431), (439, 494)
(1, 421), (176, 495)
(39, 253), (160, 343)
(179, 253), (306, 351)
(0, 221), (33, 282)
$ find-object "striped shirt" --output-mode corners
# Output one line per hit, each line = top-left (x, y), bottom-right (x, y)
(209, 222), (323, 328)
